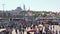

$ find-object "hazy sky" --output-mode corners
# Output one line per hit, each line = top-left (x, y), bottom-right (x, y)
(0, 0), (60, 12)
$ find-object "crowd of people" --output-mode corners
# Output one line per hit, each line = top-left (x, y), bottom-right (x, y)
(0, 20), (60, 34)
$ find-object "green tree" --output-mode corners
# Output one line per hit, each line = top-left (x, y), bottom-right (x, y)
(33, 13), (39, 17)
(42, 12), (47, 17)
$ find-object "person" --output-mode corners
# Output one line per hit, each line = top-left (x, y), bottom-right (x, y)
(18, 24), (21, 34)
(1, 26), (12, 34)
(1, 30), (9, 34)
(56, 30), (58, 34)
(59, 30), (60, 34)
(27, 32), (30, 34)
(39, 28), (43, 34)
(42, 26), (46, 34)
(47, 30), (53, 34)
(38, 24), (43, 34)
(45, 27), (49, 34)
(34, 28), (39, 34)
(15, 29), (18, 34)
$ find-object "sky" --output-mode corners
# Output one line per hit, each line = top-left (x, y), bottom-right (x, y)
(0, 0), (60, 12)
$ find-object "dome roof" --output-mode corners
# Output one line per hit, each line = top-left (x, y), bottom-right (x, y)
(15, 7), (22, 11)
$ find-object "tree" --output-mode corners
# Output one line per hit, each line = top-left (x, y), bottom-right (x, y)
(33, 13), (39, 17)
(41, 12), (47, 17)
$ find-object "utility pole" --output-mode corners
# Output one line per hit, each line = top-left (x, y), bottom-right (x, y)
(2, 0), (5, 18)
(2, 4), (5, 12)
(2, 0), (5, 17)
(2, 0), (5, 12)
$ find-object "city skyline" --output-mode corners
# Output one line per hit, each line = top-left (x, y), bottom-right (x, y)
(0, 0), (60, 12)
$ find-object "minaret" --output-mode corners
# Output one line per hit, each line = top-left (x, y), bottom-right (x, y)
(28, 6), (30, 11)
(23, 4), (25, 11)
